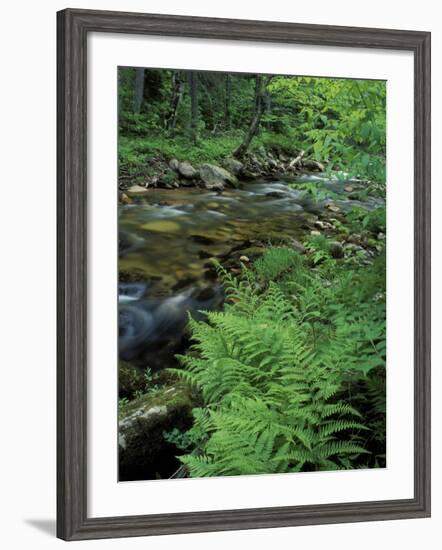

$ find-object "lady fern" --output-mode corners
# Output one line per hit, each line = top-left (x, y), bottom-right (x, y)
(170, 247), (385, 477)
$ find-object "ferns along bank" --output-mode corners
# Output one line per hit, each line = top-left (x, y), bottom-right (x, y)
(118, 68), (386, 480)
(168, 243), (386, 476)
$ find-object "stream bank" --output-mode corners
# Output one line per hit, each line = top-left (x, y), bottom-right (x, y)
(118, 172), (385, 481)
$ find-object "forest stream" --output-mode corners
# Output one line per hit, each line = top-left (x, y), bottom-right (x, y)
(118, 175), (385, 481)
(117, 67), (387, 483)
(119, 176), (382, 366)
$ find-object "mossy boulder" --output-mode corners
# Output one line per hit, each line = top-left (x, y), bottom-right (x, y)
(118, 382), (196, 481)
(199, 163), (238, 190)
(222, 157), (244, 176)
(169, 158), (180, 171)
(178, 161), (198, 179)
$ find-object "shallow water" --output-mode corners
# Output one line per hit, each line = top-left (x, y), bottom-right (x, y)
(118, 178), (383, 361)
(119, 181), (315, 295)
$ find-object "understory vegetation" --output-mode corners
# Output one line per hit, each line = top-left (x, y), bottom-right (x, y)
(168, 231), (386, 476)
(119, 68), (386, 183)
(118, 67), (387, 481)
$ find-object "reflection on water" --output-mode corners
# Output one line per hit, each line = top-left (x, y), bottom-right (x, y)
(119, 182), (311, 295)
(118, 181), (315, 362)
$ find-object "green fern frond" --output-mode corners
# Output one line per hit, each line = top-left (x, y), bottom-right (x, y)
(174, 245), (384, 477)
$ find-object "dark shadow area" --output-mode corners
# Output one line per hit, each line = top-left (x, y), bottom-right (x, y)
(24, 519), (56, 537)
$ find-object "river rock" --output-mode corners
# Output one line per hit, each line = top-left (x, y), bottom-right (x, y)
(303, 159), (325, 172)
(287, 238), (306, 254)
(127, 184), (149, 195)
(191, 234), (215, 245)
(242, 169), (260, 179)
(205, 181), (225, 192)
(169, 158), (180, 171)
(343, 243), (370, 263)
(120, 193), (132, 204)
(178, 161), (198, 179)
(314, 220), (333, 231)
(119, 231), (145, 257)
(199, 163), (238, 189)
(223, 157), (244, 176)
(118, 382), (195, 481)
(347, 234), (364, 245)
(329, 241), (344, 259)
(227, 246), (264, 264)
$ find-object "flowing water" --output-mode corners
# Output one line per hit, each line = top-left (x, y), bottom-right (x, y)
(119, 182), (314, 293)
(118, 178), (382, 365)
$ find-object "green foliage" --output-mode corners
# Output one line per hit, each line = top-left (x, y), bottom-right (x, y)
(171, 246), (385, 477)
(117, 67), (387, 480)
(118, 67), (386, 184)
(127, 366), (161, 401)
(118, 397), (130, 412)
(253, 246), (302, 280)
(268, 76), (386, 182)
(291, 181), (341, 202)
(303, 234), (333, 265)
(163, 427), (194, 451)
(119, 134), (242, 177)
(346, 207), (386, 234)
(257, 130), (300, 156)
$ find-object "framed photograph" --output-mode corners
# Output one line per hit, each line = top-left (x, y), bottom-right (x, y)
(57, 8), (431, 541)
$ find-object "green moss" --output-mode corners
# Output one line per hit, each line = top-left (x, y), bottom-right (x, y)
(119, 380), (198, 420)
(118, 361), (145, 399)
(118, 381), (198, 481)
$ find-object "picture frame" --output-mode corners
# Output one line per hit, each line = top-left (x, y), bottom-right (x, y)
(57, 7), (431, 541)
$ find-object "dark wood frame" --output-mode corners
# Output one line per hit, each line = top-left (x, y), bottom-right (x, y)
(57, 8), (431, 541)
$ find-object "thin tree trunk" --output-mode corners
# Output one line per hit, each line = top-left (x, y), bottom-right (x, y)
(189, 71), (199, 140)
(233, 75), (272, 158)
(201, 79), (215, 130)
(166, 72), (184, 134)
(263, 89), (272, 130)
(133, 68), (145, 114)
(225, 74), (232, 130)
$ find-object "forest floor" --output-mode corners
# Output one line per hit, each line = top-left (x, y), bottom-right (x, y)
(118, 134), (333, 194)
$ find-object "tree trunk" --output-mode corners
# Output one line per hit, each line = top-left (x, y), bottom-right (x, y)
(263, 89), (272, 130)
(233, 75), (271, 158)
(189, 71), (199, 141)
(225, 74), (232, 130)
(166, 72), (184, 134)
(133, 68), (145, 114)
